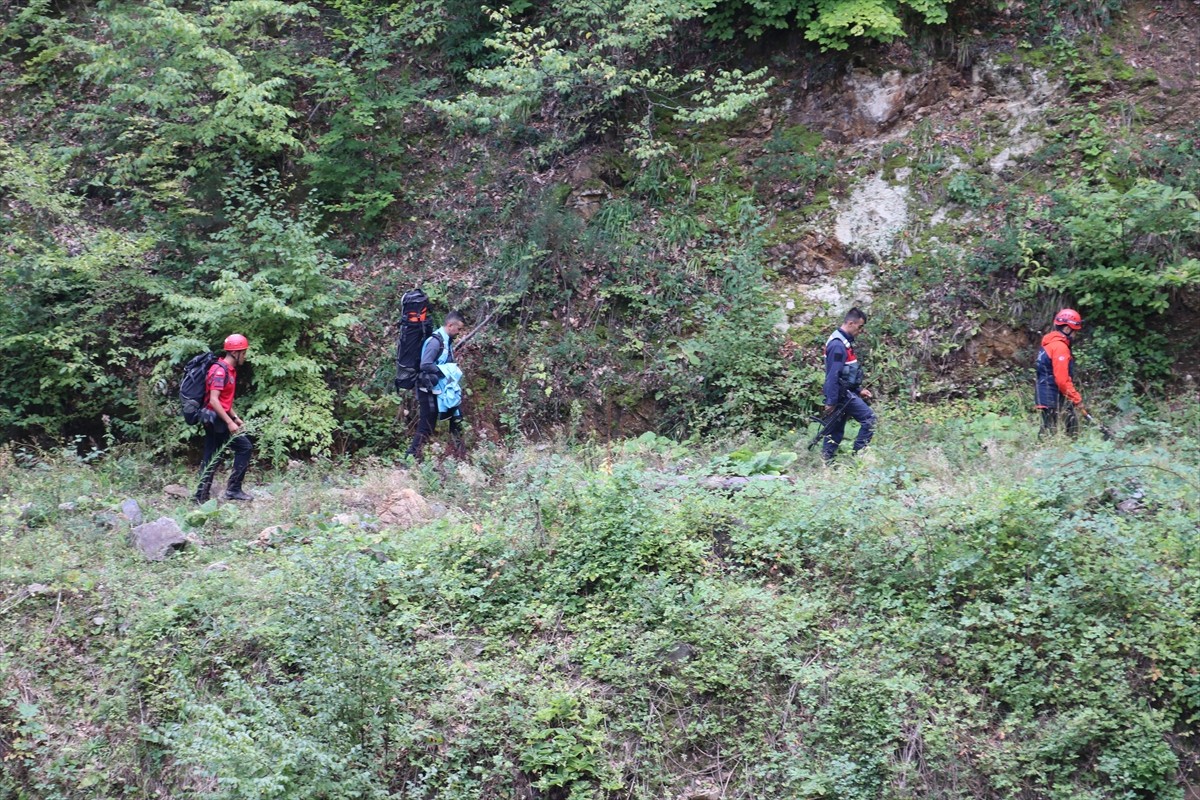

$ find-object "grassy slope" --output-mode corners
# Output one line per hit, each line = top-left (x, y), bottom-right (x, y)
(2, 402), (1199, 799)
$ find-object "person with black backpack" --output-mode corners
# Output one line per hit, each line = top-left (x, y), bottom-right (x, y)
(194, 334), (254, 503)
(405, 310), (466, 462)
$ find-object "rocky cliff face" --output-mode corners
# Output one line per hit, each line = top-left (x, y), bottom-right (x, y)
(735, 2), (1198, 391)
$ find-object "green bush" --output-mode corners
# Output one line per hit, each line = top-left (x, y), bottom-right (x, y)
(703, 0), (951, 49)
(0, 139), (156, 440)
(152, 166), (357, 459)
(1023, 179), (1200, 382)
(73, 0), (308, 200)
(430, 0), (771, 160)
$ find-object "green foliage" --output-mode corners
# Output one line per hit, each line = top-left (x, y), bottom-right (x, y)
(300, 52), (431, 225)
(946, 170), (989, 207)
(3, 406), (1200, 798)
(1023, 179), (1200, 381)
(297, 2), (444, 227)
(73, 0), (309, 200)
(752, 125), (834, 198)
(1144, 122), (1200, 195)
(152, 167), (357, 458)
(655, 202), (813, 436)
(1016, 0), (1125, 36)
(0, 0), (77, 85)
(544, 465), (708, 611)
(519, 693), (619, 793)
(704, 0), (952, 50)
(660, 305), (808, 435)
(0, 139), (156, 439)
(431, 0), (772, 160)
(710, 448), (797, 475)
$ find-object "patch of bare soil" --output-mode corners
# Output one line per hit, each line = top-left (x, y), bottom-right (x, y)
(1113, 0), (1200, 126)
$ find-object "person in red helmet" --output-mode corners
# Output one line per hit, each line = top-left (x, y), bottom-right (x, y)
(194, 334), (255, 503)
(1035, 309), (1087, 436)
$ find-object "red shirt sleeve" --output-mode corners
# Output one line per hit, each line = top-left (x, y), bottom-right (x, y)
(205, 363), (236, 413)
(1045, 338), (1083, 405)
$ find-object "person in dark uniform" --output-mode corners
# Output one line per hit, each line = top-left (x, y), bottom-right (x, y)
(821, 308), (876, 463)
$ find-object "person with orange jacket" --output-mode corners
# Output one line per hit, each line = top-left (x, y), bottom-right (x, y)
(1035, 309), (1087, 436)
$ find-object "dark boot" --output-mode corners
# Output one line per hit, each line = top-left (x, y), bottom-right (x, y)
(194, 472), (214, 504)
(223, 471), (253, 502)
(406, 433), (426, 464)
(222, 435), (253, 500)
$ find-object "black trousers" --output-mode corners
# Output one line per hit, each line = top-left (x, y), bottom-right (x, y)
(822, 394), (877, 462)
(198, 419), (253, 492)
(1040, 405), (1078, 437)
(407, 390), (463, 459)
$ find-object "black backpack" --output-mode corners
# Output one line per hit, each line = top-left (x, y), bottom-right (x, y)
(179, 352), (225, 425)
(394, 289), (432, 391)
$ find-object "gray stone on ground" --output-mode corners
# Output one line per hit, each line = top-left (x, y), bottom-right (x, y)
(163, 484), (192, 499)
(377, 488), (432, 528)
(120, 499), (143, 526)
(131, 517), (188, 561)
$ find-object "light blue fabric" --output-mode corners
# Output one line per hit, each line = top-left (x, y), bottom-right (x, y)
(428, 328), (454, 396)
(432, 328), (453, 367)
(436, 363), (464, 413)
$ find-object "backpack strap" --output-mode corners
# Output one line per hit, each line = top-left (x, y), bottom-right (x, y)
(434, 328), (453, 364)
(826, 329), (851, 352)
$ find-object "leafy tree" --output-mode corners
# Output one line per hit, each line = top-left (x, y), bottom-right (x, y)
(1026, 179), (1200, 380)
(703, 0), (953, 50)
(299, 29), (439, 226)
(431, 0), (772, 160)
(72, 0), (310, 202)
(153, 166), (357, 459)
(0, 138), (155, 439)
(0, 0), (79, 86)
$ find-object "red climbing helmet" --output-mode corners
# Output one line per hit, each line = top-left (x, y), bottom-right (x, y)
(1053, 309), (1082, 331)
(223, 333), (250, 352)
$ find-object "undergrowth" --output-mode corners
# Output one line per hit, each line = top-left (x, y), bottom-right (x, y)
(2, 399), (1198, 799)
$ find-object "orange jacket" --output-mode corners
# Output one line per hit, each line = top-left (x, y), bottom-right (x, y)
(1035, 331), (1082, 407)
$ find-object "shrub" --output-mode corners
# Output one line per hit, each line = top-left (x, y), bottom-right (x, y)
(703, 0), (952, 49)
(1024, 179), (1200, 381)
(0, 139), (156, 440)
(73, 0), (308, 199)
(152, 166), (357, 459)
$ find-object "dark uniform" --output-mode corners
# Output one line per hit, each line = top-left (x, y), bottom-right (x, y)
(822, 328), (876, 462)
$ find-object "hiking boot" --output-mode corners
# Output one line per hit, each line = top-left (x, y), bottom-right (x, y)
(223, 489), (254, 502)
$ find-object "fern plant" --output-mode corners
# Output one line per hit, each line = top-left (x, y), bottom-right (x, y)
(153, 166), (357, 458)
(72, 0), (309, 199)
